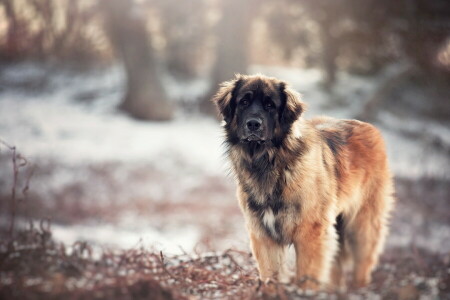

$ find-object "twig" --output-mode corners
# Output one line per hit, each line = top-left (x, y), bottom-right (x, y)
(159, 250), (177, 279)
(0, 139), (19, 238)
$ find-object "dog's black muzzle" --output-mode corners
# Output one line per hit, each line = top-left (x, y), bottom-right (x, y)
(243, 117), (266, 143)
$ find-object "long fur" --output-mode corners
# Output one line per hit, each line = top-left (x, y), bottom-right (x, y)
(212, 74), (394, 290)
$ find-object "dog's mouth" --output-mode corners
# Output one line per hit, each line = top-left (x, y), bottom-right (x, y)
(242, 134), (266, 144)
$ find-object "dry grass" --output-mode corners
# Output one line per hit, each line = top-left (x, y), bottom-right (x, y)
(0, 226), (449, 300)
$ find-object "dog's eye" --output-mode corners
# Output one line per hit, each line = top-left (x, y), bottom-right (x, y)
(240, 99), (249, 106)
(264, 102), (274, 110)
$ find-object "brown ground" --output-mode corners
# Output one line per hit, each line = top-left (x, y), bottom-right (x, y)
(0, 153), (449, 299)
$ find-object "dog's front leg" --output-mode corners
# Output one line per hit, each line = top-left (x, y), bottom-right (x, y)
(293, 220), (337, 290)
(249, 231), (286, 283)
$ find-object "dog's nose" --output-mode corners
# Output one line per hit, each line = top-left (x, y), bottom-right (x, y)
(246, 118), (262, 131)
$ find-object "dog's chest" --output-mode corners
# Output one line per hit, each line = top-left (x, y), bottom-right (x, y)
(246, 184), (297, 244)
(258, 201), (296, 244)
(261, 207), (279, 240)
(238, 155), (298, 243)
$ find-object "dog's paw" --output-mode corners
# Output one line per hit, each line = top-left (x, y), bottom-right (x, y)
(296, 275), (322, 291)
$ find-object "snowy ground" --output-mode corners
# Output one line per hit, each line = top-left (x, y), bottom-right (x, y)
(0, 63), (449, 256)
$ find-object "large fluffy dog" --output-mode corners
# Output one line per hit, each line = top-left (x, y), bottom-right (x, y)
(213, 74), (394, 290)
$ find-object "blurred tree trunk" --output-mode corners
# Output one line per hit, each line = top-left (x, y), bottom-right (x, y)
(201, 0), (255, 116)
(102, 0), (173, 121)
(319, 19), (338, 91)
(401, 0), (450, 80)
(356, 65), (412, 121)
(301, 0), (344, 91)
(1, 0), (20, 60)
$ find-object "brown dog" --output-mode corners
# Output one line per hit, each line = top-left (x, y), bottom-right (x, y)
(212, 74), (394, 290)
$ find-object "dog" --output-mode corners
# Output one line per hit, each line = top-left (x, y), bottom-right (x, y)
(212, 74), (394, 290)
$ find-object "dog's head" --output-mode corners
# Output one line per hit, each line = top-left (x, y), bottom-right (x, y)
(212, 74), (305, 151)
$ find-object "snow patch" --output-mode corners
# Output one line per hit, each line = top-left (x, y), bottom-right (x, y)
(51, 222), (200, 255)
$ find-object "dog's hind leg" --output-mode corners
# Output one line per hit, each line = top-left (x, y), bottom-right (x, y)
(330, 255), (345, 290)
(347, 186), (393, 288)
(330, 214), (350, 290)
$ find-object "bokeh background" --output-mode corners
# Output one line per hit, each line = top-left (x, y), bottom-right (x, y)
(0, 0), (449, 290)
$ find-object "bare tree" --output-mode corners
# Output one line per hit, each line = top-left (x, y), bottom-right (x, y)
(102, 0), (173, 121)
(0, 0), (21, 60)
(0, 0), (108, 64)
(156, 0), (209, 79)
(201, 0), (256, 116)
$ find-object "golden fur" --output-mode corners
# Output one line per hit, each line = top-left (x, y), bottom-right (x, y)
(213, 74), (394, 290)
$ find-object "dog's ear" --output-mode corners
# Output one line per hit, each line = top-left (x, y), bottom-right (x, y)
(279, 81), (305, 127)
(211, 75), (242, 124)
